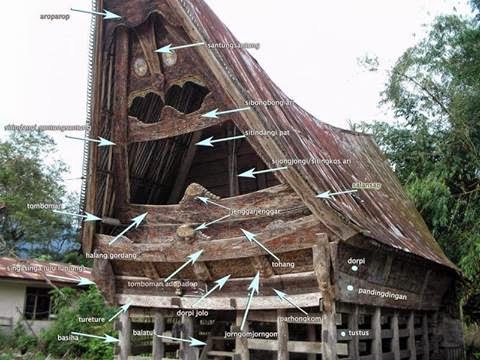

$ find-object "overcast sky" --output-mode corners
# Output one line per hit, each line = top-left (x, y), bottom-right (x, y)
(0, 0), (472, 194)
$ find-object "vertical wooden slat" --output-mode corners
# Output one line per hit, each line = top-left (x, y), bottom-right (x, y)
(182, 315), (196, 360)
(431, 312), (439, 357)
(372, 307), (382, 360)
(307, 324), (316, 360)
(422, 313), (430, 360)
(277, 309), (289, 360)
(112, 26), (130, 213)
(321, 302), (337, 360)
(408, 312), (417, 360)
(392, 311), (400, 360)
(227, 124), (240, 196)
(313, 234), (336, 360)
(235, 311), (250, 360)
(152, 310), (165, 360)
(348, 305), (359, 359)
(119, 310), (131, 360)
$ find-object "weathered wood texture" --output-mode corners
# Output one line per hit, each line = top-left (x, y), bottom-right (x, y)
(152, 310), (165, 360)
(277, 309), (288, 360)
(119, 311), (131, 360)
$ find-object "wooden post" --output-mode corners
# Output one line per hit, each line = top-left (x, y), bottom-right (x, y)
(408, 312), (417, 360)
(431, 312), (439, 356)
(119, 310), (131, 360)
(372, 307), (382, 360)
(152, 310), (165, 360)
(182, 315), (196, 360)
(392, 311), (400, 360)
(277, 309), (289, 360)
(422, 314), (430, 360)
(307, 324), (316, 360)
(321, 302), (337, 360)
(111, 26), (130, 211)
(313, 235), (337, 360)
(348, 305), (359, 359)
(235, 311), (250, 360)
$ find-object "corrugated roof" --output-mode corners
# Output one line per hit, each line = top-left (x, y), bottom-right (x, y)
(175, 0), (457, 270)
(0, 257), (92, 284)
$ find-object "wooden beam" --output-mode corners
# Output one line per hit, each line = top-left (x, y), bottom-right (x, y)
(246, 339), (348, 356)
(116, 291), (323, 311)
(125, 184), (304, 223)
(235, 311), (250, 360)
(277, 309), (289, 360)
(392, 311), (400, 360)
(119, 310), (131, 360)
(408, 312), (417, 360)
(372, 307), (382, 360)
(422, 313), (430, 360)
(127, 94), (222, 143)
(111, 26), (130, 211)
(167, 130), (203, 204)
(96, 220), (326, 262)
(143, 262), (161, 280)
(152, 310), (165, 360)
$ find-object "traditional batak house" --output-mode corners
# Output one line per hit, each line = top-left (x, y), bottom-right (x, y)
(80, 0), (465, 359)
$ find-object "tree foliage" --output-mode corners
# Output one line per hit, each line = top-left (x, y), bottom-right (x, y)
(357, 7), (480, 308)
(0, 131), (78, 258)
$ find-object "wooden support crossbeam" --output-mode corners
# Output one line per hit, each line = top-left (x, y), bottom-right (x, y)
(95, 219), (326, 262)
(246, 339), (348, 355)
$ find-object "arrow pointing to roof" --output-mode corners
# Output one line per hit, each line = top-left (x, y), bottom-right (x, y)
(195, 135), (246, 147)
(201, 107), (251, 119)
(65, 135), (115, 147)
(238, 167), (288, 179)
(316, 189), (358, 199)
(154, 333), (206, 347)
(71, 332), (119, 343)
(47, 275), (95, 287)
(108, 302), (132, 322)
(241, 229), (280, 261)
(70, 8), (121, 20)
(196, 196), (231, 211)
(52, 210), (101, 222)
(272, 289), (308, 315)
(155, 42), (205, 54)
(195, 214), (231, 231)
(193, 275), (231, 307)
(241, 272), (260, 331)
(164, 250), (204, 283)
(109, 213), (148, 245)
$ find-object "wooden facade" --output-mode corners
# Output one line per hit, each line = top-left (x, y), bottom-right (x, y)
(81, 0), (465, 359)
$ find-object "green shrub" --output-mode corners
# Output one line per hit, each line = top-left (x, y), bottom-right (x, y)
(40, 286), (117, 359)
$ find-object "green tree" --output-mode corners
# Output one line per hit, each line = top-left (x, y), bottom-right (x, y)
(0, 131), (78, 258)
(357, 7), (480, 303)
